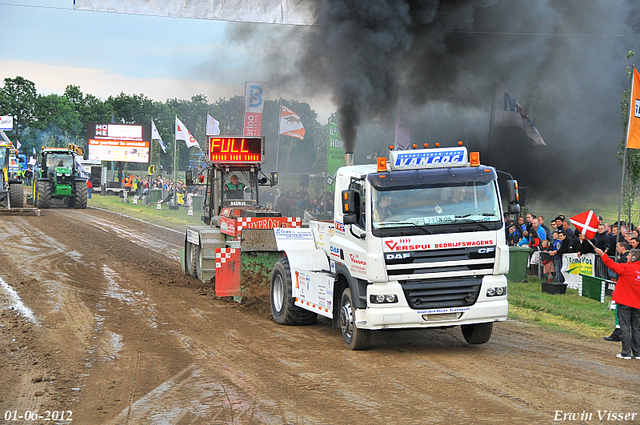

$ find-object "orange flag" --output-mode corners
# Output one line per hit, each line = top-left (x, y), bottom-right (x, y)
(626, 67), (640, 149)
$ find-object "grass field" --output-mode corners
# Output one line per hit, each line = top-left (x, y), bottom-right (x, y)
(86, 193), (616, 340)
(88, 192), (203, 232)
(508, 278), (615, 338)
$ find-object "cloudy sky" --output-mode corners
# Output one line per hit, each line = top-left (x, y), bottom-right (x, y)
(0, 0), (334, 119)
(3, 0), (640, 203)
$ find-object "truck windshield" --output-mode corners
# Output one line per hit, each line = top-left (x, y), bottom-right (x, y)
(372, 181), (501, 232)
(0, 148), (6, 166)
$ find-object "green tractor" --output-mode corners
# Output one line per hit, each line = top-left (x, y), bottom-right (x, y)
(34, 145), (88, 209)
(0, 142), (25, 208)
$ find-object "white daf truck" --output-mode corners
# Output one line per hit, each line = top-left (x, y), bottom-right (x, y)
(270, 145), (520, 350)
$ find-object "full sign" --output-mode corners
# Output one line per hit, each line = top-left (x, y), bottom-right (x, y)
(209, 136), (264, 163)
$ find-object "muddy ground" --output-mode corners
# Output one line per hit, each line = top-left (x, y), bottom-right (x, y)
(0, 207), (638, 424)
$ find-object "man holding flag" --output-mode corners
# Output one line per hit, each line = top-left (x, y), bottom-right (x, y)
(594, 245), (640, 360)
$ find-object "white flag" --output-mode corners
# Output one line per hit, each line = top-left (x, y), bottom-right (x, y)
(0, 115), (12, 131)
(151, 120), (167, 153)
(206, 113), (220, 135)
(16, 141), (21, 150)
(492, 81), (545, 146)
(175, 117), (200, 149)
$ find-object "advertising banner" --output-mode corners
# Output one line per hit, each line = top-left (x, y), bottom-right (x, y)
(88, 140), (150, 163)
(73, 0), (317, 25)
(243, 82), (265, 136)
(561, 253), (595, 289)
(327, 121), (344, 191)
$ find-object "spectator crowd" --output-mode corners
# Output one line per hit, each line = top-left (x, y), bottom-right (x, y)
(504, 212), (638, 283)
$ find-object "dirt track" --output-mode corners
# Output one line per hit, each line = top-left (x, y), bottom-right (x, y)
(0, 207), (639, 424)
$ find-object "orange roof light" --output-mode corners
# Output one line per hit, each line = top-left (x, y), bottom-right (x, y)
(423, 143), (429, 148)
(412, 143), (418, 149)
(470, 152), (480, 166)
(388, 145), (394, 150)
(458, 141), (463, 146)
(377, 157), (387, 172)
(435, 142), (440, 147)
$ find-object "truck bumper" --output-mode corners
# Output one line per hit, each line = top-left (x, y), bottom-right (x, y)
(355, 277), (508, 330)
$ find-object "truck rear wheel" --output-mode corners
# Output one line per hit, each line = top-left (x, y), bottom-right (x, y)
(36, 181), (51, 209)
(270, 258), (317, 326)
(461, 322), (493, 344)
(9, 183), (24, 208)
(74, 181), (88, 209)
(340, 287), (371, 350)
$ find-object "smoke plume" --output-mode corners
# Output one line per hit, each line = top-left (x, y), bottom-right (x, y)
(251, 0), (640, 200)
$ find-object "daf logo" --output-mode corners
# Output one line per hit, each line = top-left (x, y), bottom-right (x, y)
(477, 247), (495, 254)
(385, 253), (413, 260)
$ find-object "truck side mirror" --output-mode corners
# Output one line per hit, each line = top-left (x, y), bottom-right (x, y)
(270, 172), (278, 186)
(341, 189), (359, 224)
(506, 179), (520, 214)
(185, 170), (193, 186)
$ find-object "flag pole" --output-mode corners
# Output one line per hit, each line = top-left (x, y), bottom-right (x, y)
(148, 120), (153, 203)
(276, 98), (282, 173)
(173, 115), (178, 206)
(487, 79), (497, 164)
(616, 64), (636, 258)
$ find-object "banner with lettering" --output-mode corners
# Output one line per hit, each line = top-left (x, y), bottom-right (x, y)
(327, 121), (344, 191)
(561, 253), (595, 289)
(243, 81), (265, 136)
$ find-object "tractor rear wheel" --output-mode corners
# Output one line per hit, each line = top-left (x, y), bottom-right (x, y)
(36, 181), (51, 209)
(9, 183), (24, 208)
(74, 181), (88, 209)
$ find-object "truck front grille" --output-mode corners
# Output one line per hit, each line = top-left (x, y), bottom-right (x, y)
(400, 277), (482, 309)
(385, 246), (495, 280)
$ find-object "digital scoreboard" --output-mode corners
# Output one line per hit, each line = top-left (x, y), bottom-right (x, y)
(209, 136), (264, 163)
(87, 123), (151, 164)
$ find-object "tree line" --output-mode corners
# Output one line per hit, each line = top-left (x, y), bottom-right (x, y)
(0, 76), (332, 173)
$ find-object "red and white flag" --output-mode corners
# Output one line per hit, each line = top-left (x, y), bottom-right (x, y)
(175, 117), (200, 149)
(279, 105), (305, 140)
(569, 210), (599, 239)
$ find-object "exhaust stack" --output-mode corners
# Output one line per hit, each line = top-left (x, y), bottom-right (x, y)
(345, 152), (354, 167)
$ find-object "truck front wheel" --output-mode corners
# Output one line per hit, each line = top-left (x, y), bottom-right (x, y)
(461, 322), (493, 344)
(340, 287), (371, 350)
(270, 258), (316, 326)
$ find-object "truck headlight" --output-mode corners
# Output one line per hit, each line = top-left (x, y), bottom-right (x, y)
(486, 286), (507, 297)
(370, 294), (398, 304)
